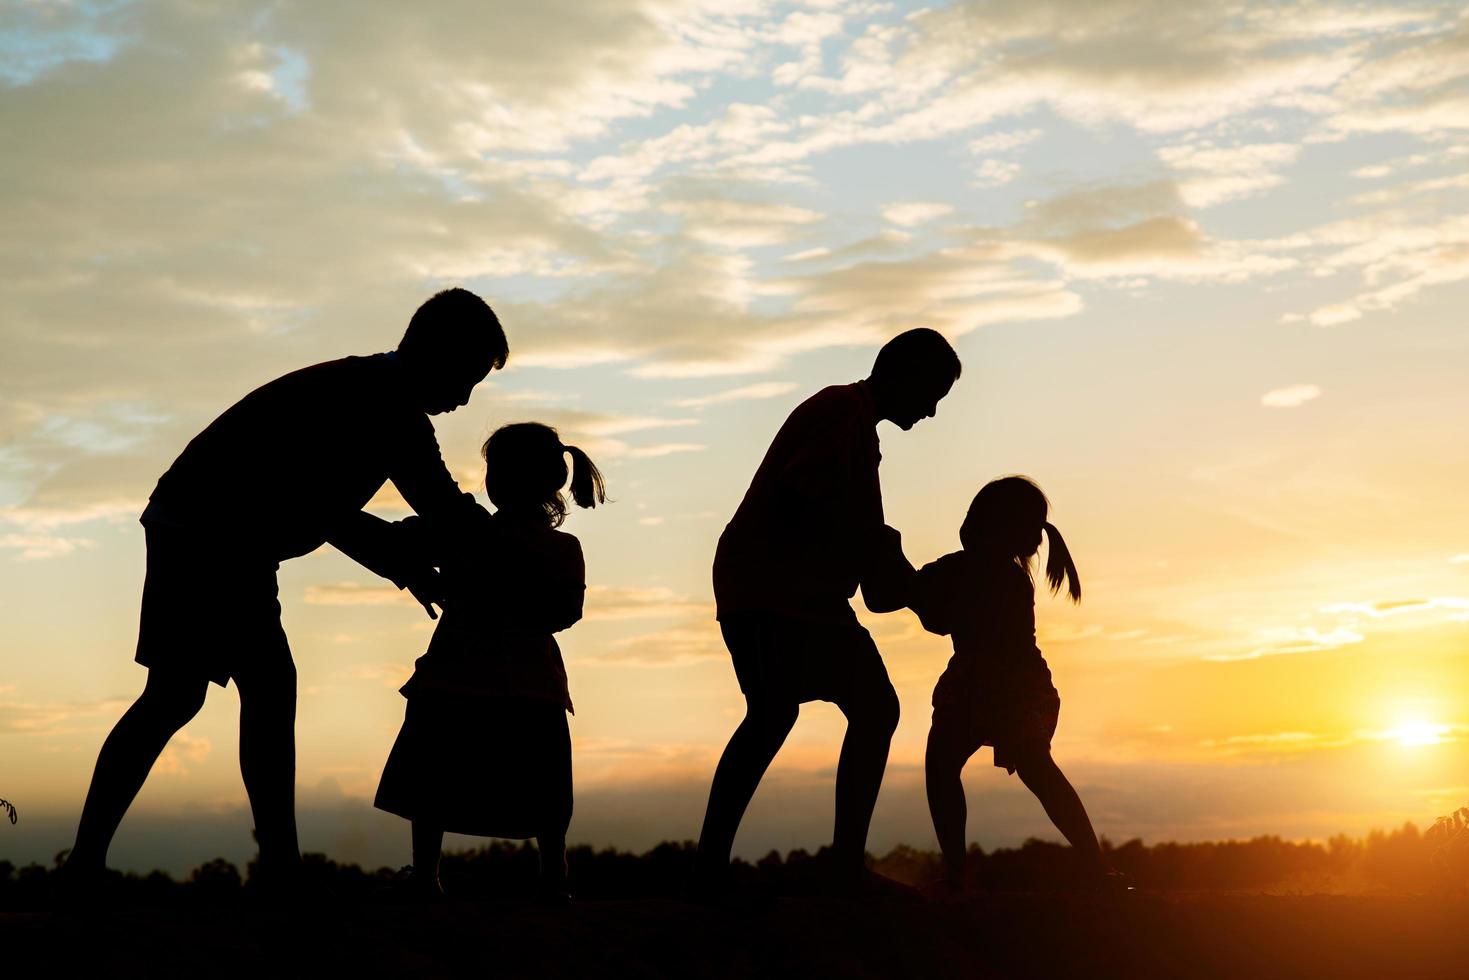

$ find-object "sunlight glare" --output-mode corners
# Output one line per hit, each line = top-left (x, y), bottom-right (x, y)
(1389, 719), (1447, 748)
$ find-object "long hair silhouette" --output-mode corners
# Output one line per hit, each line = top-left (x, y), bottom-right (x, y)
(482, 423), (606, 527)
(959, 475), (1080, 603)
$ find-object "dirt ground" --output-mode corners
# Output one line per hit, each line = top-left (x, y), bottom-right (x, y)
(5, 891), (1468, 979)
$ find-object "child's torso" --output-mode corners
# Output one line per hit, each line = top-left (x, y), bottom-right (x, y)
(407, 513), (582, 711)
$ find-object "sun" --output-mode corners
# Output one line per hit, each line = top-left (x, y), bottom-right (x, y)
(1388, 719), (1447, 748)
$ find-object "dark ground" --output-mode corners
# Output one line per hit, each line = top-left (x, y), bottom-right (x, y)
(5, 891), (1469, 979)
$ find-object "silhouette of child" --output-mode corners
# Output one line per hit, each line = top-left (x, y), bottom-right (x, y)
(914, 476), (1120, 891)
(374, 423), (606, 902)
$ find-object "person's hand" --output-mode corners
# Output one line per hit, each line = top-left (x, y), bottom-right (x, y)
(404, 568), (445, 620)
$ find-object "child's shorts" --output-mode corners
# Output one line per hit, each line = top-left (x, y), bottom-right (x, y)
(134, 523), (290, 688)
(931, 680), (1060, 775)
(719, 610), (893, 709)
(375, 693), (572, 839)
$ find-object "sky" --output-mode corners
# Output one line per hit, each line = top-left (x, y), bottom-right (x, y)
(2, 0), (1468, 875)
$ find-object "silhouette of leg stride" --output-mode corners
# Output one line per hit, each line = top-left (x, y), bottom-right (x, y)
(926, 723), (1104, 887)
(233, 656), (302, 880)
(1013, 753), (1104, 876)
(695, 698), (800, 881)
(830, 681), (901, 874)
(407, 822), (446, 898)
(924, 726), (971, 886)
(69, 670), (209, 874)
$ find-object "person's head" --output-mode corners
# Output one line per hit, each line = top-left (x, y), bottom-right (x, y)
(866, 327), (962, 430)
(959, 475), (1080, 602)
(397, 288), (509, 415)
(481, 422), (606, 528)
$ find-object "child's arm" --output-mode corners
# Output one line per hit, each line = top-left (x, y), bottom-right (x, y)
(538, 535), (587, 633)
(907, 553), (963, 636)
(859, 524), (916, 613)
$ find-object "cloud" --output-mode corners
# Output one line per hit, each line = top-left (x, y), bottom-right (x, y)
(0, 498), (142, 561)
(1158, 141), (1302, 208)
(583, 586), (713, 622)
(154, 733), (213, 776)
(303, 582), (411, 606)
(881, 202), (954, 227)
(588, 624), (728, 667)
(671, 381), (797, 408)
(625, 443), (706, 459)
(1321, 597), (1469, 620)
(1208, 626), (1365, 662)
(1261, 384), (1322, 408)
(0, 532), (96, 561)
(967, 128), (1043, 154)
(0, 693), (130, 737)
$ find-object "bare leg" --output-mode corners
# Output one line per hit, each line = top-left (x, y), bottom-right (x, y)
(830, 679), (900, 873)
(69, 670), (209, 874)
(233, 653), (301, 878)
(536, 833), (568, 891)
(695, 698), (799, 879)
(925, 723), (972, 885)
(1015, 752), (1104, 874)
(411, 822), (445, 894)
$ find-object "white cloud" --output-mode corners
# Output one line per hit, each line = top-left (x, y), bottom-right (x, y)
(881, 201), (953, 227)
(1158, 141), (1301, 208)
(672, 381), (798, 407)
(967, 128), (1043, 154)
(1261, 384), (1322, 408)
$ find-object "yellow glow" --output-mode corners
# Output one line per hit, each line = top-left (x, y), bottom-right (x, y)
(1388, 719), (1447, 748)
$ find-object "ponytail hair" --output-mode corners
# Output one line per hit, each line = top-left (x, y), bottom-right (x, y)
(1043, 521), (1081, 603)
(563, 444), (607, 511)
(483, 423), (608, 527)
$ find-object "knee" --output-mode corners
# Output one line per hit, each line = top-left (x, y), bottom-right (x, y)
(925, 731), (966, 777)
(138, 673), (208, 728)
(745, 698), (799, 734)
(854, 684), (900, 738)
(233, 657), (297, 703)
(1014, 752), (1058, 787)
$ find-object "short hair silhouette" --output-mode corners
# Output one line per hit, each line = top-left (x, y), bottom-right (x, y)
(961, 475), (1081, 603)
(482, 422), (607, 527)
(871, 327), (961, 384)
(399, 287), (508, 370)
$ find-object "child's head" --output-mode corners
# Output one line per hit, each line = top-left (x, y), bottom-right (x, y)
(959, 476), (1080, 602)
(481, 422), (606, 527)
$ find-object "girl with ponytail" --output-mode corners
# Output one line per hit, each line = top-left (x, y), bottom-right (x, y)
(912, 476), (1123, 893)
(374, 422), (606, 903)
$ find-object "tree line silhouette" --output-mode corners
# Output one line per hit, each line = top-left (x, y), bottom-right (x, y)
(5, 815), (1467, 910)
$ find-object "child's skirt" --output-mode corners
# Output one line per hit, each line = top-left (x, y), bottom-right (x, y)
(931, 654), (1060, 775)
(374, 692), (572, 839)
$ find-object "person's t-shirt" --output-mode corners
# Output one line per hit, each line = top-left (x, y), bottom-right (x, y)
(396, 508), (583, 712)
(143, 353), (471, 566)
(910, 551), (1053, 704)
(713, 382), (894, 623)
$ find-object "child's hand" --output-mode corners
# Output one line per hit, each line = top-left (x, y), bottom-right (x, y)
(404, 568), (445, 620)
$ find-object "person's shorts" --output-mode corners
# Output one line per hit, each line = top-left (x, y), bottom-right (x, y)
(719, 610), (892, 708)
(134, 523), (290, 688)
(931, 682), (1060, 775)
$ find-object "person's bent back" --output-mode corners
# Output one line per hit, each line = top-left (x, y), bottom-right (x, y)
(144, 288), (507, 564)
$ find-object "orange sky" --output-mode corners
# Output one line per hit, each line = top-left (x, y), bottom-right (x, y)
(3, 0), (1468, 872)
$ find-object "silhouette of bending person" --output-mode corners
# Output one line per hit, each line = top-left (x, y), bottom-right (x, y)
(696, 329), (961, 896)
(66, 288), (507, 888)
(373, 423), (606, 904)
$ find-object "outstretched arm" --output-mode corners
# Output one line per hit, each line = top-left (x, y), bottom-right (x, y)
(326, 511), (443, 619)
